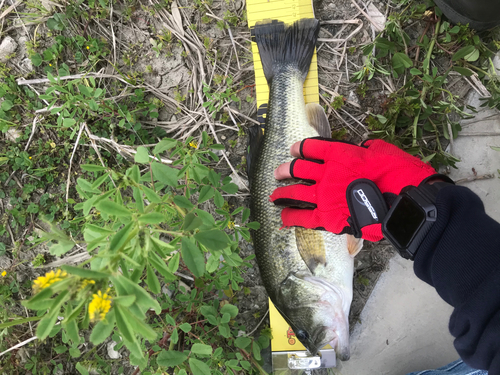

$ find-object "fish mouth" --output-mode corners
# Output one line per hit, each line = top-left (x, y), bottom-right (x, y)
(329, 337), (350, 361)
(307, 332), (350, 361)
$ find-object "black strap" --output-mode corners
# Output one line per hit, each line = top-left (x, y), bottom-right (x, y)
(346, 179), (389, 238)
(420, 174), (455, 186)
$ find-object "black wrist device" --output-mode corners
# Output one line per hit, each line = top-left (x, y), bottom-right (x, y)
(382, 181), (453, 260)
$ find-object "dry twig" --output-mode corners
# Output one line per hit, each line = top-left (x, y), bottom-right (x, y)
(86, 133), (173, 164)
(65, 124), (85, 204)
(24, 115), (40, 152)
(0, 336), (38, 358)
(349, 0), (383, 32)
(0, 0), (22, 21)
(455, 173), (495, 184)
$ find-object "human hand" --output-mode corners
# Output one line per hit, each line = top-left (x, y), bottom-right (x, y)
(270, 138), (437, 241)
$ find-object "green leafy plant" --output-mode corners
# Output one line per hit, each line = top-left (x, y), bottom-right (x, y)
(30, 35), (109, 74)
(150, 38), (164, 58)
(332, 95), (345, 110)
(351, 3), (498, 167)
(202, 80), (242, 118)
(7, 134), (268, 373)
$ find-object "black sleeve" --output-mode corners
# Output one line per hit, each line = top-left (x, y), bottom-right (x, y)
(413, 185), (500, 373)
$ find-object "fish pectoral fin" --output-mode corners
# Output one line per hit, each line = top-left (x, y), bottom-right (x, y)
(305, 103), (331, 138)
(295, 228), (327, 273)
(347, 234), (363, 257)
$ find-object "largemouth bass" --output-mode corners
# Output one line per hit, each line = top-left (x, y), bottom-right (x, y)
(249, 18), (363, 360)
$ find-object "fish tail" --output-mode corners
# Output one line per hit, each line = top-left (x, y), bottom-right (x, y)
(254, 18), (320, 84)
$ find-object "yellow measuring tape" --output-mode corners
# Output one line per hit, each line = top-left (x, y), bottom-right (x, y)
(247, 0), (328, 354)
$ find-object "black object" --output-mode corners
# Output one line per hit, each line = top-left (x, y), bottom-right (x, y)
(413, 185), (500, 372)
(346, 179), (388, 238)
(434, 0), (500, 30)
(382, 182), (452, 259)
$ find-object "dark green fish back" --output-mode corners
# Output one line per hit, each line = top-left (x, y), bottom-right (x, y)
(250, 67), (319, 301)
(250, 18), (321, 301)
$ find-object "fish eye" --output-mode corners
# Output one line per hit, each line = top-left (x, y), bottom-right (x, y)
(295, 330), (309, 341)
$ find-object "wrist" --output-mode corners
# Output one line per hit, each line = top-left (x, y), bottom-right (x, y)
(413, 185), (500, 307)
(383, 180), (454, 260)
(420, 173), (454, 187)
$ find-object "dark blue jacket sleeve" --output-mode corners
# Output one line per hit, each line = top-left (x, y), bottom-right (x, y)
(413, 185), (500, 373)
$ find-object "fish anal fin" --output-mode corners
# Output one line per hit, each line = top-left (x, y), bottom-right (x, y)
(346, 234), (363, 257)
(306, 103), (331, 138)
(295, 228), (326, 273)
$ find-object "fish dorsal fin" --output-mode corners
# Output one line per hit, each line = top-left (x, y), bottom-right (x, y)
(246, 124), (264, 187)
(306, 103), (330, 138)
(347, 234), (363, 257)
(295, 227), (327, 273)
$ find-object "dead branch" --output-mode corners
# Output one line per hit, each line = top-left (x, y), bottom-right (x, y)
(455, 173), (495, 184)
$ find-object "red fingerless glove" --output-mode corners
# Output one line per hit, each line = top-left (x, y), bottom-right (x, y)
(270, 138), (442, 242)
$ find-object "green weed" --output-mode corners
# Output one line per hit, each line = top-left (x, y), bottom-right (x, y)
(0, 1), (259, 373)
(332, 95), (345, 110)
(4, 134), (268, 373)
(202, 77), (242, 118)
(352, 3), (498, 167)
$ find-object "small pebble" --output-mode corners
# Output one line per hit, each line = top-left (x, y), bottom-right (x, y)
(6, 127), (22, 142)
(20, 58), (33, 72)
(178, 280), (191, 294)
(40, 0), (53, 11)
(162, 284), (174, 298)
(0, 36), (17, 62)
(107, 341), (121, 359)
(230, 172), (249, 190)
(348, 90), (360, 106)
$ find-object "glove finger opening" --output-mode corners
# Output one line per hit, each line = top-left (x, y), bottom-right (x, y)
(270, 184), (317, 209)
(290, 158), (325, 183)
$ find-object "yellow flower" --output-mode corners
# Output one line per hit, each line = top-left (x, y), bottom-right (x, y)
(86, 46), (90, 50)
(89, 290), (112, 322)
(33, 269), (67, 293)
(50, 142), (56, 148)
(189, 141), (198, 149)
(79, 279), (95, 291)
(1, 271), (6, 277)
(227, 221), (235, 229)
(29, 156), (32, 159)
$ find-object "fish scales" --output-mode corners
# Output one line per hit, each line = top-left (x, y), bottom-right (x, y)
(251, 65), (319, 299)
(250, 18), (363, 359)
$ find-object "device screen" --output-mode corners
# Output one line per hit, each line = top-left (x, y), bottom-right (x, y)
(386, 196), (425, 248)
